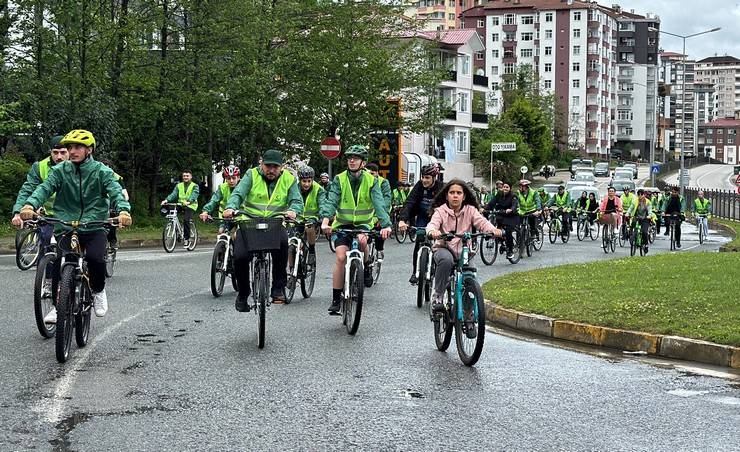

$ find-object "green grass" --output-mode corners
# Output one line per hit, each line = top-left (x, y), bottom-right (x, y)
(714, 218), (740, 251)
(482, 252), (740, 346)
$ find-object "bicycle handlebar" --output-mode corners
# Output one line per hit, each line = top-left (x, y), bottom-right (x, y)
(437, 231), (495, 241)
(36, 216), (119, 229)
(331, 228), (381, 238)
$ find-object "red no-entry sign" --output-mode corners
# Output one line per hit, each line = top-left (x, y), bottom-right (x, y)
(320, 137), (341, 160)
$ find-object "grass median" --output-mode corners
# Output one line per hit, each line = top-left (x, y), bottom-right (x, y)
(714, 218), (739, 251)
(482, 252), (740, 346)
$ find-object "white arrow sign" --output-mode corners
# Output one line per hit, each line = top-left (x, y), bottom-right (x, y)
(491, 142), (517, 152)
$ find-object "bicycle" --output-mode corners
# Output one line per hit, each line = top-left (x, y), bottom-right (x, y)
(365, 231), (383, 287)
(618, 213), (629, 248)
(431, 231), (490, 367)
(104, 236), (117, 278)
(663, 213), (681, 251)
(285, 220), (318, 303)
(647, 220), (656, 244)
(629, 218), (649, 256)
(36, 216), (119, 362)
(547, 207), (570, 244)
(479, 210), (519, 265)
(410, 227), (434, 308)
(15, 219), (43, 271)
(161, 203), (198, 253)
(207, 218), (238, 298)
(695, 213), (708, 245)
(517, 212), (542, 259)
(391, 206), (407, 244)
(329, 229), (380, 335)
(600, 213), (618, 254)
(33, 233), (59, 338)
(575, 209), (595, 241)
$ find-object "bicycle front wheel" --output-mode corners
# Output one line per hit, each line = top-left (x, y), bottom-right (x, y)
(34, 253), (57, 338)
(479, 235), (497, 265)
(162, 222), (176, 253)
(344, 259), (364, 335)
(533, 223), (544, 251)
(186, 222), (198, 251)
(577, 219), (586, 241)
(602, 225), (609, 254)
(369, 244), (381, 285)
(394, 222), (407, 244)
(55, 265), (77, 363)
(455, 277), (486, 366)
(548, 220), (558, 244)
(433, 287), (453, 351)
(300, 252), (316, 299)
(416, 250), (430, 308)
(618, 224), (626, 248)
(16, 229), (41, 271)
(630, 230), (637, 256)
(255, 260), (269, 349)
(698, 220), (705, 245)
(210, 241), (227, 297)
(105, 247), (116, 278)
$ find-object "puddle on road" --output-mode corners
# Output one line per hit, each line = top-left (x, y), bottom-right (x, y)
(400, 389), (425, 399)
(666, 389), (711, 397)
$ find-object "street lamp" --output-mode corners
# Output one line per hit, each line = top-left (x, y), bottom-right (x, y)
(650, 26), (721, 196)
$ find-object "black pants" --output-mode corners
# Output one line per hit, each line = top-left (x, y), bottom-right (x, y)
(182, 208), (194, 240)
(53, 230), (107, 293)
(501, 223), (515, 253)
(665, 215), (682, 242)
(373, 224), (384, 251)
(233, 226), (288, 296)
(558, 211), (571, 232)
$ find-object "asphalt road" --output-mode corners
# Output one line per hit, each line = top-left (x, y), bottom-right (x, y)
(0, 221), (737, 450)
(665, 164), (737, 190)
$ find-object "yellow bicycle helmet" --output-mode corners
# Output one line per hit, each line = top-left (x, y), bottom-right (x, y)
(60, 129), (96, 149)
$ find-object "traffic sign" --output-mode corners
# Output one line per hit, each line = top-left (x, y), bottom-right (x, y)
(520, 166), (528, 174)
(491, 142), (517, 152)
(320, 137), (341, 160)
(651, 164), (660, 174)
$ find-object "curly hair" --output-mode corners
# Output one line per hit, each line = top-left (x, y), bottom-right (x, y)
(430, 178), (480, 215)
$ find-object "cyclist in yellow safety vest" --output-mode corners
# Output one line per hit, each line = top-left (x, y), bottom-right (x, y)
(297, 165), (326, 264)
(161, 170), (200, 248)
(364, 162), (391, 261)
(320, 145), (391, 315)
(223, 150), (303, 311)
(199, 165), (241, 233)
(692, 190), (712, 238)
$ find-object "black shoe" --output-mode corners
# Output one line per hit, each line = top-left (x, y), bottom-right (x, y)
(676, 242), (681, 249)
(409, 275), (418, 285)
(271, 288), (285, 304)
(663, 231), (669, 236)
(110, 240), (119, 250)
(364, 269), (373, 287)
(644, 247), (649, 255)
(235, 292), (251, 312)
(328, 299), (341, 315)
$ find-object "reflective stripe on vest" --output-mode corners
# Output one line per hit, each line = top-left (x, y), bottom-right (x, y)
(243, 168), (295, 218)
(302, 182), (321, 220)
(332, 170), (375, 228)
(694, 198), (710, 214)
(177, 182), (198, 210)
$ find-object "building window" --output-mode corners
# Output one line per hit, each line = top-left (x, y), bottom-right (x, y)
(521, 15), (534, 25)
(458, 92), (469, 113)
(477, 19), (485, 28)
(573, 62), (580, 71)
(521, 32), (533, 41)
(491, 66), (498, 75)
(460, 55), (470, 76)
(448, 13), (455, 21)
(717, 138), (723, 144)
(544, 80), (552, 89)
(573, 45), (581, 56)
(545, 46), (552, 56)
(504, 62), (515, 74)
(504, 14), (515, 25)
(520, 48), (533, 58)
(572, 79), (580, 88)
(505, 32), (515, 41)
(491, 33), (499, 42)
(457, 131), (468, 154)
(545, 29), (553, 39)
(574, 11), (582, 21)
(492, 49), (499, 58)
(717, 128), (724, 134)
(544, 63), (552, 72)
(475, 51), (484, 60)
(545, 12), (553, 22)
(491, 17), (499, 26)
(491, 82), (500, 90)
(572, 96), (580, 106)
(573, 28), (581, 38)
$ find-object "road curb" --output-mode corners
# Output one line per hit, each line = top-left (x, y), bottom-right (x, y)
(710, 219), (738, 252)
(484, 299), (739, 369)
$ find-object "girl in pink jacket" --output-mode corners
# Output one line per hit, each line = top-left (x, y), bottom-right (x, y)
(599, 186), (623, 230)
(426, 179), (502, 312)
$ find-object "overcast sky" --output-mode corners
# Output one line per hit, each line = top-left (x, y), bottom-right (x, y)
(598, 0), (739, 60)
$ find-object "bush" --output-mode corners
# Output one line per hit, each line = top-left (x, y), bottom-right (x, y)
(0, 156), (30, 218)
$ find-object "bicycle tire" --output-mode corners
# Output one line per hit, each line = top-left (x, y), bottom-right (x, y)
(433, 287), (453, 351)
(256, 259), (268, 349)
(507, 229), (521, 264)
(416, 250), (429, 308)
(368, 242), (381, 286)
(210, 241), (227, 297)
(300, 253), (316, 299)
(162, 222), (176, 253)
(105, 247), (116, 278)
(16, 229), (41, 271)
(186, 222), (198, 251)
(229, 243), (239, 291)
(455, 277), (486, 367)
(479, 236), (497, 265)
(55, 265), (76, 363)
(533, 224), (544, 251)
(34, 253), (57, 338)
(561, 225), (570, 243)
(577, 219), (586, 241)
(394, 222), (407, 244)
(610, 228), (616, 252)
(74, 282), (91, 348)
(618, 223), (626, 248)
(548, 219), (558, 244)
(602, 225), (609, 254)
(344, 259), (364, 335)
(285, 245), (298, 304)
(630, 229), (637, 256)
(669, 223), (675, 251)
(590, 222), (600, 241)
(698, 220), (705, 245)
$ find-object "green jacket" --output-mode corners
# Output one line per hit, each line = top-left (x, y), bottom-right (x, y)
(378, 176), (392, 213)
(320, 169), (391, 228)
(627, 199), (653, 219)
(225, 167), (303, 214)
(392, 188), (408, 207)
(12, 157), (60, 214)
(25, 157), (131, 233)
(692, 198), (712, 215)
(661, 195), (686, 214)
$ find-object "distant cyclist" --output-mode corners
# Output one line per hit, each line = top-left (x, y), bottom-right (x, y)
(161, 170), (200, 248)
(599, 186), (623, 231)
(199, 165), (241, 233)
(661, 186), (686, 248)
(516, 180), (542, 240)
(692, 190), (711, 236)
(627, 189), (653, 254)
(483, 182), (518, 259)
(546, 184), (572, 235)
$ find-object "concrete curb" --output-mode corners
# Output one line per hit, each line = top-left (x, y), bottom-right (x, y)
(711, 219), (738, 252)
(484, 300), (739, 369)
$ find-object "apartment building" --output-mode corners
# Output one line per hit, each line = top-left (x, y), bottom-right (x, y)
(405, 0), (484, 31)
(658, 51), (697, 158)
(402, 30), (490, 181)
(695, 55), (740, 121)
(697, 118), (740, 164)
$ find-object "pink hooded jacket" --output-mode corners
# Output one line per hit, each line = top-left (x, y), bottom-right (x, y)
(599, 195), (623, 213)
(427, 203), (498, 259)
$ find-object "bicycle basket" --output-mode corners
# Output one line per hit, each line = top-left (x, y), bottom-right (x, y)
(239, 217), (284, 251)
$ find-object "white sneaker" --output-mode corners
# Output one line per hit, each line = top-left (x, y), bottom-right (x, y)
(93, 290), (108, 317)
(44, 307), (57, 324)
(41, 281), (52, 298)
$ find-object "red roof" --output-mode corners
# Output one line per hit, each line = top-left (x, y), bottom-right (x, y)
(702, 118), (740, 127)
(661, 51), (686, 58)
(416, 29), (481, 45)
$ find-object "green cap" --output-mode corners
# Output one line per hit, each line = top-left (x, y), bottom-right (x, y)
(262, 149), (284, 166)
(50, 135), (65, 149)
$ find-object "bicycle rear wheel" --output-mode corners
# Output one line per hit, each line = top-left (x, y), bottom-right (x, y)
(162, 223), (176, 253)
(16, 229), (41, 271)
(55, 265), (76, 363)
(210, 241), (227, 297)
(394, 222), (407, 244)
(186, 222), (198, 251)
(285, 245), (298, 304)
(34, 253), (57, 338)
(455, 277), (486, 366)
(433, 287), (453, 351)
(105, 246), (116, 278)
(577, 219), (586, 241)
(344, 260), (364, 335)
(479, 236), (497, 265)
(75, 282), (91, 347)
(416, 249), (430, 308)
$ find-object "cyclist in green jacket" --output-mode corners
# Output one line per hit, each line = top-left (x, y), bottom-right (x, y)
(546, 185), (572, 235)
(161, 170), (200, 248)
(517, 180), (542, 239)
(296, 165), (325, 263)
(319, 145), (391, 314)
(20, 130), (132, 319)
(199, 165), (241, 233)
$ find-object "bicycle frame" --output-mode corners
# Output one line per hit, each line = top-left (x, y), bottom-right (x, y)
(287, 232), (303, 278)
(216, 232), (231, 272)
(453, 235), (479, 323)
(344, 237), (364, 299)
(414, 231), (433, 281)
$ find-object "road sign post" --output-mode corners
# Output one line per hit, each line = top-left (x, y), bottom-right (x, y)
(490, 142), (517, 191)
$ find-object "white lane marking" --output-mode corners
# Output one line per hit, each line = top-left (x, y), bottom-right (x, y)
(694, 165), (730, 189)
(32, 290), (209, 424)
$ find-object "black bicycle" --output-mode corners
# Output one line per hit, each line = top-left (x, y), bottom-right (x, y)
(410, 227), (434, 308)
(391, 206), (407, 244)
(33, 230), (59, 338)
(517, 212), (542, 259)
(663, 213), (682, 251)
(207, 218), (238, 298)
(285, 220), (318, 303)
(479, 210), (519, 265)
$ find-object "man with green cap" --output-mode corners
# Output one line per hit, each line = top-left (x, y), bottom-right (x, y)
(223, 149), (304, 311)
(320, 145), (392, 315)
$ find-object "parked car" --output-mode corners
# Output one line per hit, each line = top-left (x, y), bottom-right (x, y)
(573, 172), (596, 186)
(594, 162), (610, 177)
(623, 163), (638, 179)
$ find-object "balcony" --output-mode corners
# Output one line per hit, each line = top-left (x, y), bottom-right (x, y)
(445, 70), (457, 82)
(473, 74), (488, 87)
(502, 24), (517, 33)
(502, 40), (517, 49)
(444, 110), (457, 121)
(588, 20), (599, 29)
(472, 113), (489, 124)
(587, 86), (598, 94)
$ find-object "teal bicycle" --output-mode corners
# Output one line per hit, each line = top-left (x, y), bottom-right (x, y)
(431, 231), (491, 366)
